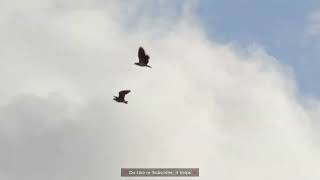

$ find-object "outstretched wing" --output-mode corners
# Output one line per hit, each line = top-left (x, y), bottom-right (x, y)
(144, 55), (149, 64)
(138, 47), (146, 59)
(118, 90), (131, 100)
(138, 47), (149, 64)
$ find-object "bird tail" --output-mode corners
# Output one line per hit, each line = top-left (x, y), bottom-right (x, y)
(124, 101), (128, 104)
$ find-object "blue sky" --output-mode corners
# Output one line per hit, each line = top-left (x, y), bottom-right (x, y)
(197, 0), (320, 97)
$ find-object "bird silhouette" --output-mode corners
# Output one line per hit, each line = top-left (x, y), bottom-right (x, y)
(113, 90), (131, 104)
(134, 47), (152, 68)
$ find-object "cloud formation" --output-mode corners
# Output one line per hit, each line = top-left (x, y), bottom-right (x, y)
(0, 0), (319, 180)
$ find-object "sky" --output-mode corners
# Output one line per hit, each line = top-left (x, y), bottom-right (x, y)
(0, 0), (320, 180)
(197, 0), (320, 97)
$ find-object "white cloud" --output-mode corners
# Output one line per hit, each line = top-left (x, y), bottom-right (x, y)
(0, 0), (319, 180)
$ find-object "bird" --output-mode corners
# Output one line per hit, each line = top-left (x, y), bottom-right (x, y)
(113, 90), (131, 104)
(134, 46), (152, 68)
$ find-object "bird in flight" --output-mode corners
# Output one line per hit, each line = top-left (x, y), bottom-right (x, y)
(113, 90), (131, 104)
(134, 47), (152, 68)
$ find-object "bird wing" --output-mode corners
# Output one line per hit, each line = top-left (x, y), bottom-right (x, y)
(144, 55), (149, 64)
(138, 47), (146, 59)
(119, 90), (131, 100)
(138, 47), (149, 64)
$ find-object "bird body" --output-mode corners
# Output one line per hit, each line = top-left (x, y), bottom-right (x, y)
(134, 62), (152, 68)
(134, 47), (152, 68)
(113, 90), (131, 104)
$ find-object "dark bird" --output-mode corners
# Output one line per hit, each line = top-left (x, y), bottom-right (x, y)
(113, 90), (131, 104)
(134, 47), (152, 68)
